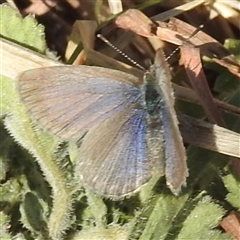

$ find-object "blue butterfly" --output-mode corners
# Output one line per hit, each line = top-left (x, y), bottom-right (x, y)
(18, 49), (188, 199)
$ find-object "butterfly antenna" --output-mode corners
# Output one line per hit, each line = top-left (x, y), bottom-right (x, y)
(98, 23), (204, 66)
(97, 34), (146, 71)
(166, 24), (204, 61)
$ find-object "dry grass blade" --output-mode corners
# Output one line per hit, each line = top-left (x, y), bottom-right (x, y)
(211, 1), (240, 29)
(179, 115), (240, 158)
(22, 0), (57, 16)
(1, 38), (62, 80)
(175, 85), (240, 117)
(108, 0), (123, 14)
(115, 9), (156, 38)
(180, 44), (225, 126)
(152, 0), (207, 21)
(220, 211), (240, 239)
(65, 20), (98, 64)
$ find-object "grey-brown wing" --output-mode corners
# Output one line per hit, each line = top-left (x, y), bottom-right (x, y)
(18, 66), (141, 139)
(75, 105), (151, 199)
(154, 50), (188, 195)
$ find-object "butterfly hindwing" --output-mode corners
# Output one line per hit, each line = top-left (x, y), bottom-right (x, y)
(76, 105), (151, 199)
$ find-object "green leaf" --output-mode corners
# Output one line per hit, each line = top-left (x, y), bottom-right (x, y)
(0, 210), (12, 240)
(129, 190), (231, 240)
(0, 4), (46, 53)
(20, 192), (48, 239)
(204, 39), (240, 97)
(138, 193), (189, 240)
(223, 174), (240, 210)
(84, 190), (108, 228)
(176, 196), (227, 239)
(0, 122), (14, 181)
(1, 174), (29, 208)
(224, 39), (240, 59)
(72, 225), (129, 240)
(213, 67), (239, 96)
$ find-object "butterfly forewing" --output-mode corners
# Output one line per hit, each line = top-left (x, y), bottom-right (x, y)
(154, 50), (188, 194)
(160, 107), (188, 193)
(18, 66), (141, 139)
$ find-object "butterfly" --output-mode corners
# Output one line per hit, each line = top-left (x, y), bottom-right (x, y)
(18, 49), (188, 199)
